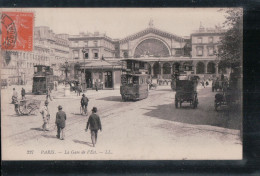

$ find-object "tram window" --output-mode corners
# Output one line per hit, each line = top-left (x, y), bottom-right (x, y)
(127, 76), (133, 84)
(134, 62), (139, 69)
(139, 62), (145, 69)
(127, 62), (132, 69)
(140, 78), (144, 84)
(133, 76), (139, 84)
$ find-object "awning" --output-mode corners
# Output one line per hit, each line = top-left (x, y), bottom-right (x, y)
(79, 60), (122, 69)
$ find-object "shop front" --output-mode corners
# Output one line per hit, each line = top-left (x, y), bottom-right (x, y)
(72, 60), (122, 90)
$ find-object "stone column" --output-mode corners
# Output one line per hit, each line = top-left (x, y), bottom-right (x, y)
(193, 61), (197, 74)
(215, 62), (219, 75)
(205, 61), (208, 74)
(112, 70), (115, 90)
(150, 62), (154, 77)
(160, 62), (163, 79)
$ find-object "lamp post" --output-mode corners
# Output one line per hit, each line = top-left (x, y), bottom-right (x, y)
(63, 60), (70, 96)
(82, 48), (87, 91)
(64, 61), (69, 81)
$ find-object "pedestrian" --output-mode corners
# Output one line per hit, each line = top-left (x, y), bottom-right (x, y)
(46, 86), (52, 101)
(54, 82), (57, 91)
(40, 100), (50, 131)
(221, 73), (224, 81)
(55, 105), (67, 140)
(77, 85), (81, 96)
(95, 82), (98, 91)
(85, 107), (102, 147)
(206, 80), (209, 86)
(201, 81), (205, 88)
(21, 87), (26, 100)
(12, 88), (18, 104)
(13, 96), (20, 115)
(81, 94), (89, 115)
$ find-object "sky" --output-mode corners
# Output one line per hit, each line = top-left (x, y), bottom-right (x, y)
(3, 8), (228, 38)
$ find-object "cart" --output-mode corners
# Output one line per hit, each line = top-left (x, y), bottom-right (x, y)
(175, 80), (198, 109)
(214, 89), (237, 111)
(18, 99), (41, 115)
(212, 79), (228, 92)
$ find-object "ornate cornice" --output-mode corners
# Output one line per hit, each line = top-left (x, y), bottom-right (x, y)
(119, 27), (185, 44)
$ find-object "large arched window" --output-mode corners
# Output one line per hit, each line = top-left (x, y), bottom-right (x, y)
(207, 62), (216, 74)
(163, 63), (171, 74)
(134, 38), (170, 57)
(196, 62), (205, 74)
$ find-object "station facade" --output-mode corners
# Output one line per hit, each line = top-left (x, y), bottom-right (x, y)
(68, 22), (228, 89)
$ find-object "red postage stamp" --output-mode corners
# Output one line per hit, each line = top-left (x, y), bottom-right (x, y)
(1, 11), (34, 51)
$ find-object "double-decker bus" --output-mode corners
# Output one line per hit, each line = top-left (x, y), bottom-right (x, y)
(120, 59), (149, 101)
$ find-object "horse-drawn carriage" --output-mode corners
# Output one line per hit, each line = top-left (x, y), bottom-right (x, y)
(175, 79), (198, 109)
(14, 99), (41, 115)
(212, 79), (228, 92)
(214, 75), (241, 111)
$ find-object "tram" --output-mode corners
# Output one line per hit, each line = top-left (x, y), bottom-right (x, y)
(32, 65), (55, 94)
(120, 59), (149, 101)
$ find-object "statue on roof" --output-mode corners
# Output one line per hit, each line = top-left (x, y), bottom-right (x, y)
(199, 21), (205, 31)
(149, 19), (154, 28)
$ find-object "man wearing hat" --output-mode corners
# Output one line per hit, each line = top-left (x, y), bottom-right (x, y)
(55, 105), (67, 140)
(12, 88), (18, 104)
(85, 107), (102, 147)
(80, 94), (89, 115)
(40, 100), (50, 131)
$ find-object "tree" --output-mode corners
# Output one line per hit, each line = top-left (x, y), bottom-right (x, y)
(218, 8), (243, 72)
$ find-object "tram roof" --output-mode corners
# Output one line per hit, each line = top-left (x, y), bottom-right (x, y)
(121, 58), (149, 62)
(79, 60), (122, 69)
(122, 73), (148, 76)
(33, 65), (50, 67)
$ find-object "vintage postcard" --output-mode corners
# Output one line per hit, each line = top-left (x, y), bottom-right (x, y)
(1, 8), (242, 160)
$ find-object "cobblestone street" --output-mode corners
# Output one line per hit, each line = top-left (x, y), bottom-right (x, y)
(1, 84), (242, 160)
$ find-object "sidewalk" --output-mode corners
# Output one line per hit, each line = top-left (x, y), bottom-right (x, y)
(53, 86), (120, 99)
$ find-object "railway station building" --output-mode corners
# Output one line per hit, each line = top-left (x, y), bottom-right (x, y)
(68, 21), (228, 89)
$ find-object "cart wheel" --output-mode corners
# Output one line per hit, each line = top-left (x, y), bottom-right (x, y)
(214, 102), (218, 111)
(175, 99), (178, 108)
(80, 106), (83, 115)
(26, 105), (34, 115)
(193, 99), (197, 109)
(19, 104), (29, 115)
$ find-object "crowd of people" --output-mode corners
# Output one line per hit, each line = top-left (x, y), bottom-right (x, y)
(39, 86), (102, 147)
(39, 99), (102, 147)
(11, 83), (102, 147)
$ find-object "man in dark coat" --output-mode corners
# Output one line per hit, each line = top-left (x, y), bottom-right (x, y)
(46, 86), (52, 101)
(85, 107), (102, 147)
(55, 105), (67, 140)
(21, 87), (26, 100)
